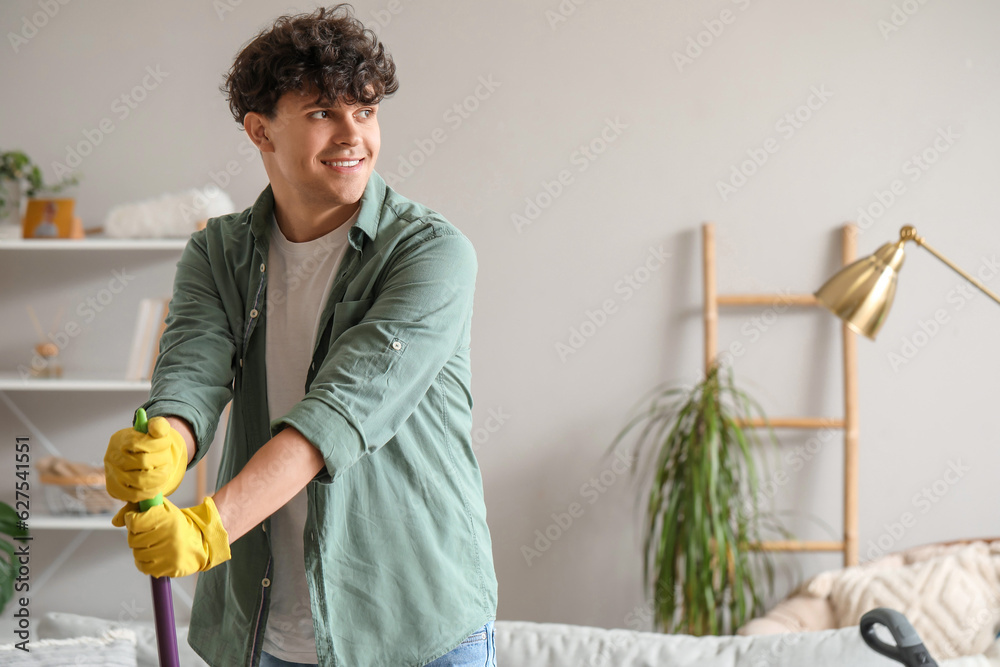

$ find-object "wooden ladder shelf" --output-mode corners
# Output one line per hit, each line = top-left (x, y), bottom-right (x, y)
(701, 222), (859, 567)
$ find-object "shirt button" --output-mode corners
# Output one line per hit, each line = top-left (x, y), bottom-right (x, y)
(391, 340), (402, 351)
(239, 358), (244, 368)
(262, 578), (271, 588)
(261, 522), (266, 533)
(250, 308), (258, 318)
(260, 263), (266, 273)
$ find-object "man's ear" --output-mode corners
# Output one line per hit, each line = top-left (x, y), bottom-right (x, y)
(244, 111), (273, 152)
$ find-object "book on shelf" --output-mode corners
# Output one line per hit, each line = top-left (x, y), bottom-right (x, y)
(125, 297), (171, 381)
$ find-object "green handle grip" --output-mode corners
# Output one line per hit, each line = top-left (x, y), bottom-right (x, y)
(132, 408), (164, 512)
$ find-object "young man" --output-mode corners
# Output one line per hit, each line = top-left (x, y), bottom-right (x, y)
(102, 5), (498, 666)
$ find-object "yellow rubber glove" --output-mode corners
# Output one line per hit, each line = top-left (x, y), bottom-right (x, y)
(104, 416), (187, 504)
(111, 502), (138, 528)
(123, 496), (231, 578)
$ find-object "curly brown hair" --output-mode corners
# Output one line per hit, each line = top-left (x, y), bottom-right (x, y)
(219, 3), (398, 126)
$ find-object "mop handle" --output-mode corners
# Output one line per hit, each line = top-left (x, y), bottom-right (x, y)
(133, 408), (181, 667)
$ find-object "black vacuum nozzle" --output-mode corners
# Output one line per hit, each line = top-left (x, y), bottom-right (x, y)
(860, 607), (938, 667)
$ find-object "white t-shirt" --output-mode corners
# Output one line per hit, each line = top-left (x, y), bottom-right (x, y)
(261, 208), (356, 662)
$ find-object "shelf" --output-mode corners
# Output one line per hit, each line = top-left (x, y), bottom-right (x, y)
(0, 238), (188, 250)
(0, 374), (151, 391)
(25, 513), (122, 531)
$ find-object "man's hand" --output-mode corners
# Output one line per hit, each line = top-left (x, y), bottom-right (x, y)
(122, 496), (231, 578)
(104, 416), (187, 503)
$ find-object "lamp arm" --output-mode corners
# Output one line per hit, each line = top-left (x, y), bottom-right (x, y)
(903, 226), (1000, 307)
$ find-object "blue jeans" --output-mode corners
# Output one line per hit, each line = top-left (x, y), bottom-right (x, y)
(424, 620), (495, 666)
(259, 620), (496, 667)
(259, 653), (317, 667)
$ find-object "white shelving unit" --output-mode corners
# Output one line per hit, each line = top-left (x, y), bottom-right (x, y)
(0, 236), (204, 605)
(0, 374), (151, 392)
(0, 238), (189, 251)
(1, 237), (188, 533)
(29, 513), (122, 531)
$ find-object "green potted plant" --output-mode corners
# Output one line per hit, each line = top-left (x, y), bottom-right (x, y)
(608, 361), (788, 636)
(0, 501), (29, 615)
(0, 150), (80, 239)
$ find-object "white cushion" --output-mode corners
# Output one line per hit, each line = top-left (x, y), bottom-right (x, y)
(36, 612), (207, 667)
(104, 187), (234, 239)
(0, 627), (136, 666)
(807, 542), (1000, 659)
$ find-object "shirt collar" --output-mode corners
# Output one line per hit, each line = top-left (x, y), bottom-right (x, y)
(247, 170), (387, 252)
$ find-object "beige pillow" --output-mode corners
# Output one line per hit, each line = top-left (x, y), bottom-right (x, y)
(806, 543), (1000, 659)
(738, 592), (836, 635)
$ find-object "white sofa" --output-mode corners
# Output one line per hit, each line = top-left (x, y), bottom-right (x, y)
(495, 620), (1000, 667)
(14, 612), (1000, 666)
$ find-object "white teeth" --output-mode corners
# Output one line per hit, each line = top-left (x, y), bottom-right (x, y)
(324, 160), (360, 167)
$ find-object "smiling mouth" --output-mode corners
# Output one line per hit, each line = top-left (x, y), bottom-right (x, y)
(321, 158), (364, 172)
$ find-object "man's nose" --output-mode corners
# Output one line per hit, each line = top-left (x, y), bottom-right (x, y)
(331, 121), (362, 145)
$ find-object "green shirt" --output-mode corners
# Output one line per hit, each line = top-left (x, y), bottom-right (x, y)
(141, 171), (498, 667)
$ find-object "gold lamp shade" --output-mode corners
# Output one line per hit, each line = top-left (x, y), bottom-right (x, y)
(816, 225), (1000, 341)
(814, 239), (907, 340)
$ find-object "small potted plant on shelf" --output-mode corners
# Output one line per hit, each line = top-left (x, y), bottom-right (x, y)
(608, 361), (790, 636)
(0, 149), (81, 240)
(0, 501), (29, 615)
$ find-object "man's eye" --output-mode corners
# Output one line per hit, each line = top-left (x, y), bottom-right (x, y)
(310, 109), (373, 120)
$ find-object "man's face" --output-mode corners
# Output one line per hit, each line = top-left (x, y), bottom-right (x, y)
(254, 84), (380, 208)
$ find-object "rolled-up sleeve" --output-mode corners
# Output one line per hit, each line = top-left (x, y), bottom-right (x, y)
(142, 230), (238, 469)
(273, 228), (477, 484)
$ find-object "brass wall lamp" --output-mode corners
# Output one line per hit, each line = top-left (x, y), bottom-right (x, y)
(814, 225), (1000, 340)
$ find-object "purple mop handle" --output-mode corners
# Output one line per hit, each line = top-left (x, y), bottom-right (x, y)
(134, 408), (181, 667)
(149, 576), (180, 667)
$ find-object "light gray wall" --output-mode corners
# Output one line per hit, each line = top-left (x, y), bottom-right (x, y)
(2, 0), (1000, 640)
